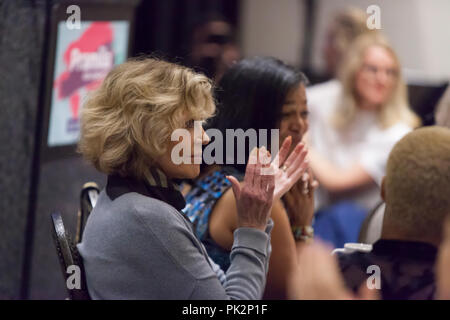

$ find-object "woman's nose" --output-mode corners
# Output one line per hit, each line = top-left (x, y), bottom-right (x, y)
(291, 114), (303, 131)
(376, 69), (389, 84)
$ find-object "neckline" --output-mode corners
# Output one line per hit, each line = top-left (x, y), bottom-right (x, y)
(372, 239), (437, 261)
(106, 169), (186, 211)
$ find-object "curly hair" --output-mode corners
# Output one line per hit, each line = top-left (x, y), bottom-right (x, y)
(78, 57), (215, 178)
(384, 126), (450, 241)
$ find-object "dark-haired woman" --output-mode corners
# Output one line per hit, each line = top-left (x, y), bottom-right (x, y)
(77, 58), (308, 299)
(184, 57), (318, 299)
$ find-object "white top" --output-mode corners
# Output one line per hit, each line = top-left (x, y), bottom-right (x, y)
(307, 80), (412, 210)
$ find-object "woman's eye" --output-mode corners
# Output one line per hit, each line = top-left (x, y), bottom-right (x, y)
(387, 69), (398, 78)
(301, 111), (309, 118)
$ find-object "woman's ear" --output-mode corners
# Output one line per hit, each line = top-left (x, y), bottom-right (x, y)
(380, 176), (386, 201)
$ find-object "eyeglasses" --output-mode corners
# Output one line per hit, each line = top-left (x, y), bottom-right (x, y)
(361, 64), (398, 79)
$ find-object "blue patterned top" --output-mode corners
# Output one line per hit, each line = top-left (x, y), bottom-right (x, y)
(183, 167), (243, 272)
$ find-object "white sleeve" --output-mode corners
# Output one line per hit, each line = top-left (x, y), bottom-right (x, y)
(359, 124), (412, 186)
(306, 80), (341, 148)
(306, 80), (341, 118)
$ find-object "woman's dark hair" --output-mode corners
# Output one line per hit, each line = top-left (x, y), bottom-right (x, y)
(207, 56), (308, 173)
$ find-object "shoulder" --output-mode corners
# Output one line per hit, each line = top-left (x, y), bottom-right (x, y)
(307, 80), (341, 119)
(385, 122), (412, 138)
(368, 121), (412, 146)
(112, 192), (187, 226)
(84, 191), (192, 250)
(306, 79), (341, 99)
(96, 190), (179, 215)
(80, 191), (218, 299)
(106, 192), (215, 278)
(88, 191), (193, 248)
(133, 193), (183, 220)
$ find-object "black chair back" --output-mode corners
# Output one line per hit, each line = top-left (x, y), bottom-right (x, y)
(76, 182), (99, 243)
(51, 212), (90, 300)
(358, 201), (385, 244)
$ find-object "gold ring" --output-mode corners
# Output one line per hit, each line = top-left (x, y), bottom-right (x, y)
(281, 164), (288, 172)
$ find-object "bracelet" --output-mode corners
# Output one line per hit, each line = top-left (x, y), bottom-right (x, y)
(292, 225), (314, 242)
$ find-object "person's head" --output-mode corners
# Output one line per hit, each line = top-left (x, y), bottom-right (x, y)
(78, 57), (215, 180)
(189, 13), (239, 82)
(381, 126), (450, 245)
(211, 57), (309, 172)
(333, 34), (421, 129)
(323, 7), (376, 77)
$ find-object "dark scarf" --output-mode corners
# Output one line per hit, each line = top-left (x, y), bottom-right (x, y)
(106, 167), (186, 211)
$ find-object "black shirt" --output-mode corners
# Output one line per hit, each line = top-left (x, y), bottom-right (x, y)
(337, 239), (437, 300)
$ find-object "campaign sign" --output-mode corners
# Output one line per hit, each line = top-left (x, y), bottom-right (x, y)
(48, 21), (129, 147)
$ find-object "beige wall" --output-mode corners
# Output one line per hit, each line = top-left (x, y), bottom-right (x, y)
(239, 0), (450, 81)
(239, 0), (304, 66)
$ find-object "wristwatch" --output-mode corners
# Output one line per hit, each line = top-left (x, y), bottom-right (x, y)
(292, 225), (314, 242)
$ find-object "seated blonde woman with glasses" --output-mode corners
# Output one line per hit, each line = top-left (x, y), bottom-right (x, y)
(76, 58), (308, 299)
(307, 34), (421, 248)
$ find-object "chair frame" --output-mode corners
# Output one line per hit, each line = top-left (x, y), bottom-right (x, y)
(358, 201), (385, 244)
(51, 212), (90, 300)
(76, 182), (100, 243)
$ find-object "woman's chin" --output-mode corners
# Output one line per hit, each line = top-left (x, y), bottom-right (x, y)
(182, 164), (201, 180)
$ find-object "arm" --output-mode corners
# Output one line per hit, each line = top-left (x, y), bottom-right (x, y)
(262, 200), (298, 299)
(282, 168), (318, 252)
(210, 191), (297, 299)
(214, 146), (276, 299)
(132, 202), (274, 300)
(308, 147), (374, 193)
(208, 137), (309, 247)
(222, 222), (274, 300)
(210, 186), (319, 299)
(136, 146), (276, 300)
(208, 140), (312, 299)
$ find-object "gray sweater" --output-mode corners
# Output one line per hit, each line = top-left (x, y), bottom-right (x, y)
(77, 188), (273, 299)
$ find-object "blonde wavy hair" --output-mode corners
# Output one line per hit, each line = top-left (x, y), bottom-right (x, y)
(78, 57), (215, 178)
(332, 34), (421, 129)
